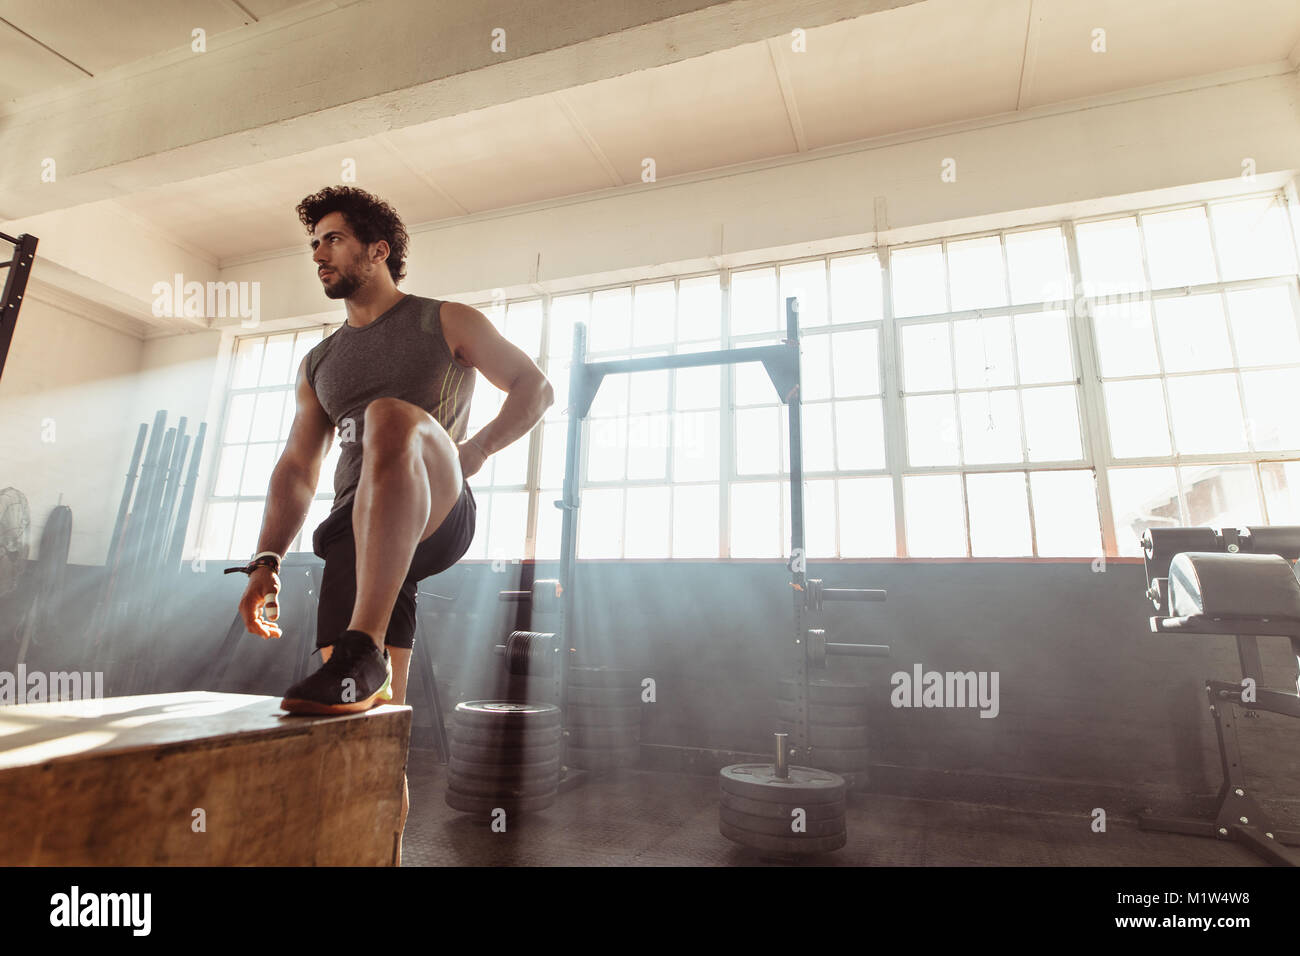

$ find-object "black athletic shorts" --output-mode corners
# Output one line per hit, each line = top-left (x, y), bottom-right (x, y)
(310, 481), (476, 650)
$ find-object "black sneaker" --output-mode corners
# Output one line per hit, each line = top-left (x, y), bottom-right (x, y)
(280, 630), (393, 715)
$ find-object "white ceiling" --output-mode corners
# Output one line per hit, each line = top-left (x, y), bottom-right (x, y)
(5, 0), (1300, 263)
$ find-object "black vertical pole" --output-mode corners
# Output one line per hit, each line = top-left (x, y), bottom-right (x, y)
(556, 322), (588, 756)
(784, 296), (809, 760)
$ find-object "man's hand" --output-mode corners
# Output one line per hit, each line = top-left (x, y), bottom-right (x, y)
(458, 440), (487, 480)
(239, 567), (283, 639)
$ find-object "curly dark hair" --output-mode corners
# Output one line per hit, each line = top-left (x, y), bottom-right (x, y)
(295, 186), (409, 285)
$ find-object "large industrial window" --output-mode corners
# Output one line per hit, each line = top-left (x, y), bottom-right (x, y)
(199, 189), (1300, 562)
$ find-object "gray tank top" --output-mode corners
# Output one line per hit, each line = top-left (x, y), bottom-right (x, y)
(305, 294), (476, 513)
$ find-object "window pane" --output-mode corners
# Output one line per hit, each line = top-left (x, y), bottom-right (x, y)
(780, 260), (828, 327)
(1093, 300), (1160, 377)
(468, 375), (504, 430)
(967, 472), (1032, 557)
(291, 327), (324, 378)
(628, 364), (669, 413)
(224, 393), (255, 444)
(250, 390), (288, 443)
(539, 420), (568, 488)
(1243, 368), (1300, 451)
(489, 427), (530, 485)
(1261, 461), (1300, 523)
(838, 476), (896, 557)
(830, 254), (883, 324)
(891, 244), (947, 317)
(319, 442), (341, 496)
(673, 484), (718, 557)
(579, 488), (623, 558)
(231, 337), (265, 389)
(801, 334), (833, 401)
(903, 474), (966, 557)
(1211, 197), (1297, 281)
(627, 413), (669, 480)
(1226, 286), (1300, 367)
(230, 501), (263, 561)
(831, 328), (880, 396)
(1107, 466), (1181, 556)
(199, 501), (236, 559)
(1154, 294), (1232, 373)
(1166, 373), (1247, 455)
(673, 410), (719, 481)
(678, 275), (721, 341)
(543, 362), (569, 422)
(802, 403), (835, 472)
(958, 391), (1022, 465)
(1022, 386), (1082, 462)
(1006, 227), (1069, 305)
(1076, 218), (1146, 295)
(731, 482), (781, 557)
(505, 300), (543, 356)
(834, 398), (887, 471)
(675, 363), (720, 410)
(1031, 470), (1102, 558)
(1180, 463), (1262, 528)
(587, 417), (627, 481)
(731, 268), (778, 336)
(239, 443), (276, 496)
(1104, 380), (1171, 458)
(954, 315), (1015, 388)
(588, 373), (628, 417)
(632, 282), (675, 348)
(624, 485), (670, 558)
(947, 236), (1007, 312)
(906, 395), (959, 466)
(1142, 207), (1218, 289)
(549, 293), (588, 358)
(736, 406), (780, 475)
(589, 288), (632, 353)
(900, 322), (953, 391)
(1015, 311), (1073, 384)
(486, 491), (528, 559)
(735, 360), (776, 406)
(259, 333), (296, 387)
(535, 488), (562, 560)
(803, 478), (836, 558)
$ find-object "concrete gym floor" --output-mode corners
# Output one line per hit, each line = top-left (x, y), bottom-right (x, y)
(400, 747), (1268, 867)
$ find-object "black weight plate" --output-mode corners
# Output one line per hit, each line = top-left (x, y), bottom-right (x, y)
(776, 721), (869, 749)
(719, 764), (845, 804)
(446, 773), (559, 798)
(448, 755), (561, 781)
(450, 723), (563, 747)
(720, 806), (846, 838)
(719, 791), (846, 821)
(567, 685), (639, 706)
(565, 704), (641, 727)
(565, 744), (640, 770)
(777, 679), (868, 705)
(449, 741), (562, 765)
(453, 700), (561, 728)
(568, 726), (639, 748)
(806, 747), (871, 772)
(444, 788), (556, 815)
(719, 820), (847, 856)
(568, 667), (639, 689)
(775, 700), (868, 726)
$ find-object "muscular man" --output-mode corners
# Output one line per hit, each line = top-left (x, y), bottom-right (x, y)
(237, 185), (553, 718)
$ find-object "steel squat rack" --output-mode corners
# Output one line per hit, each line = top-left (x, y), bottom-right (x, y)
(503, 296), (892, 768)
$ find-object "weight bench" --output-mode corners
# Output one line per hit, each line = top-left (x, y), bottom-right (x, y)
(1141, 525), (1300, 866)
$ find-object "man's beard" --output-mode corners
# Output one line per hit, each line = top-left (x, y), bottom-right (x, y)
(323, 256), (367, 299)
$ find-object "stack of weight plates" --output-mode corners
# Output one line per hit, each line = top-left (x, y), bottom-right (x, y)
(719, 764), (847, 857)
(565, 667), (641, 770)
(445, 701), (561, 815)
(775, 678), (869, 776)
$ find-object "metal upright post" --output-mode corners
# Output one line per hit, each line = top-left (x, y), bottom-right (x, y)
(556, 322), (590, 754)
(783, 296), (810, 760)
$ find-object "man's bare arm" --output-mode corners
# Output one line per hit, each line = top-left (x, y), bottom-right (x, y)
(441, 302), (554, 458)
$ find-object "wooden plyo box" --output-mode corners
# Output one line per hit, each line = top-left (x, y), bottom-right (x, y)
(0, 691), (412, 866)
